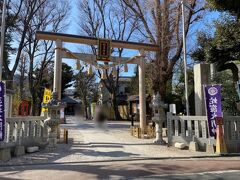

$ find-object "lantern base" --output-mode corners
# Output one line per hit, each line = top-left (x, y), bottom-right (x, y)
(153, 139), (167, 145)
(47, 131), (58, 151)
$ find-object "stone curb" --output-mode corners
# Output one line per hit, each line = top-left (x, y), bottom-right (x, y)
(1, 154), (239, 168)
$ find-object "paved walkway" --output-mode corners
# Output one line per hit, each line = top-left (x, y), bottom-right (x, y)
(1, 116), (215, 166)
(1, 158), (240, 180)
(1, 116), (240, 179)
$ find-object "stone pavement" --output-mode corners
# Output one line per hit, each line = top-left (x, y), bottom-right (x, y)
(1, 156), (240, 180)
(0, 116), (215, 166)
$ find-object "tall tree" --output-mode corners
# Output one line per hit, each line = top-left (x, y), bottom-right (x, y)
(192, 0), (240, 82)
(17, 53), (28, 100)
(74, 67), (98, 119)
(173, 62), (195, 114)
(61, 63), (74, 95)
(22, 0), (69, 115)
(3, 0), (48, 86)
(32, 65), (52, 115)
(213, 70), (238, 114)
(207, 0), (240, 18)
(78, 0), (139, 120)
(0, 1), (17, 80)
(122, 0), (203, 101)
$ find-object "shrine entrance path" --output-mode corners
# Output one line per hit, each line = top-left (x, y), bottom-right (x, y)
(1, 116), (217, 166)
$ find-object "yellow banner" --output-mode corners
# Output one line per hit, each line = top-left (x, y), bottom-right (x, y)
(41, 88), (52, 112)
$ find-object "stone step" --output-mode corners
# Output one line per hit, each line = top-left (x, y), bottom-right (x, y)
(14, 146), (25, 157)
(26, 146), (39, 153)
(0, 148), (11, 161)
(175, 142), (187, 149)
(189, 141), (199, 151)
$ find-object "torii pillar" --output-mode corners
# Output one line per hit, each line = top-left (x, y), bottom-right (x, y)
(53, 39), (62, 100)
(53, 39), (62, 140)
(139, 51), (147, 131)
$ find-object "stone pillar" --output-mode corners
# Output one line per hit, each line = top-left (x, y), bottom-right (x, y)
(8, 122), (14, 142)
(194, 63), (211, 116)
(138, 53), (146, 131)
(16, 121), (21, 145)
(53, 39), (62, 100)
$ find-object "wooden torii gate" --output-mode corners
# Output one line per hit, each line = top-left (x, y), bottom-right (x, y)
(36, 31), (159, 131)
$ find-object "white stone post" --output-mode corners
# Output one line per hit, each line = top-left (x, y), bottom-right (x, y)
(194, 64), (210, 116)
(138, 52), (146, 132)
(54, 39), (62, 100)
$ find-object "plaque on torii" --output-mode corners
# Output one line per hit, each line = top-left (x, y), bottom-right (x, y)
(97, 39), (111, 62)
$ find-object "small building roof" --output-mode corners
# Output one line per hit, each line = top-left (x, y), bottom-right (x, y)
(128, 95), (139, 101)
(61, 95), (79, 104)
(118, 77), (132, 82)
(128, 94), (152, 102)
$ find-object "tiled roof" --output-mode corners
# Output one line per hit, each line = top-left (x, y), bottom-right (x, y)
(61, 95), (80, 104)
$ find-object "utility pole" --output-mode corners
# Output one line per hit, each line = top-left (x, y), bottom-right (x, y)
(181, 0), (194, 116)
(0, 0), (7, 81)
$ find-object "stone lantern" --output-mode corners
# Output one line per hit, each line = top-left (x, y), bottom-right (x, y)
(152, 92), (168, 145)
(43, 92), (64, 150)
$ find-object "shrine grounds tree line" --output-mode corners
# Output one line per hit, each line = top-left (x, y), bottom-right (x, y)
(1, 0), (69, 115)
(192, 0), (240, 82)
(192, 0), (240, 113)
(1, 0), (240, 116)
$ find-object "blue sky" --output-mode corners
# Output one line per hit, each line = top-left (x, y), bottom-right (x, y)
(9, 0), (220, 78)
(62, 0), (220, 77)
(63, 0), (140, 77)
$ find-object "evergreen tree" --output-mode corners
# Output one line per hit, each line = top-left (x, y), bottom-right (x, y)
(192, 1), (240, 82)
(74, 67), (97, 119)
(61, 63), (74, 95)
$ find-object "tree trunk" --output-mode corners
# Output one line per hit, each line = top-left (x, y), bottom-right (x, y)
(83, 97), (89, 119)
(112, 93), (121, 120)
(159, 80), (167, 102)
(5, 77), (14, 91)
(152, 71), (168, 102)
(217, 62), (239, 82)
(84, 105), (88, 120)
(31, 92), (38, 116)
(19, 74), (24, 100)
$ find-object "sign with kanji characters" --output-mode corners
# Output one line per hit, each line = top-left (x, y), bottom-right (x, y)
(97, 39), (111, 61)
(41, 88), (52, 113)
(215, 117), (223, 125)
(0, 81), (5, 141)
(204, 85), (223, 137)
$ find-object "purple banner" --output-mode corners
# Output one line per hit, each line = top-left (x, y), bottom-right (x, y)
(0, 82), (5, 141)
(204, 85), (222, 137)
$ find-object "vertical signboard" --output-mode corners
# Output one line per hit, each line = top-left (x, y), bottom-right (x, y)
(97, 39), (111, 61)
(41, 88), (52, 113)
(0, 81), (5, 141)
(204, 85), (222, 137)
